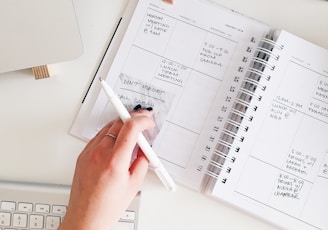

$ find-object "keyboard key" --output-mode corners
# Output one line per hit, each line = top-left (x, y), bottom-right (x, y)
(112, 221), (135, 230)
(18, 203), (33, 212)
(120, 211), (136, 221)
(13, 213), (27, 228)
(52, 205), (66, 215)
(46, 216), (61, 229)
(0, 202), (16, 211)
(35, 204), (50, 214)
(30, 214), (44, 229)
(0, 212), (11, 226)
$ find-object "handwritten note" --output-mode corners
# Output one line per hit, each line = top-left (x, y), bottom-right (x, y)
(95, 74), (175, 142)
(273, 173), (305, 200)
(284, 148), (317, 178)
(144, 12), (170, 37)
(318, 153), (328, 179)
(315, 79), (328, 101)
(155, 59), (188, 87)
(136, 8), (237, 81)
(269, 101), (297, 121)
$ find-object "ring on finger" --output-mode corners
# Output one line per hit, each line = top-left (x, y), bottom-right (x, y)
(105, 133), (117, 140)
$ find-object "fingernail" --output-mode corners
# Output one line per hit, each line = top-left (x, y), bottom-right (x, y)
(133, 104), (142, 111)
(146, 107), (153, 111)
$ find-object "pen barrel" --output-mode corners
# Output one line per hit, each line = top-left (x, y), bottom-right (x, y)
(137, 134), (177, 192)
(137, 134), (161, 166)
(110, 95), (131, 122)
(154, 164), (177, 192)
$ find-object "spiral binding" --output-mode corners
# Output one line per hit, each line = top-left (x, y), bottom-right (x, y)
(204, 33), (283, 184)
(261, 37), (284, 50)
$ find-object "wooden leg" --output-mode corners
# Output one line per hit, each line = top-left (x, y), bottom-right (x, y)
(32, 65), (50, 79)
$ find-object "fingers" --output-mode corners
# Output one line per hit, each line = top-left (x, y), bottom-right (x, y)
(83, 107), (155, 175)
(83, 118), (119, 152)
(89, 108), (154, 159)
(111, 113), (155, 167)
(129, 150), (149, 186)
(102, 109), (154, 150)
(101, 118), (124, 148)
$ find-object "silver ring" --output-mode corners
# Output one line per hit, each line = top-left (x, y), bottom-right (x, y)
(105, 133), (117, 140)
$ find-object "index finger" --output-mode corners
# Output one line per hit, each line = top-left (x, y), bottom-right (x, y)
(111, 115), (155, 167)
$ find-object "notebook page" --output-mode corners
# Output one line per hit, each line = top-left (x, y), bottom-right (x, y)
(81, 0), (270, 189)
(212, 30), (328, 230)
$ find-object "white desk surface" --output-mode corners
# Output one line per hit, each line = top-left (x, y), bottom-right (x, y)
(0, 0), (327, 229)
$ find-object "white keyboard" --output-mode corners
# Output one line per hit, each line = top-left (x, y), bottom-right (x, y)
(0, 181), (140, 230)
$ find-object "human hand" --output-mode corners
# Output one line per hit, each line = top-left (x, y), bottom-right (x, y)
(58, 109), (155, 230)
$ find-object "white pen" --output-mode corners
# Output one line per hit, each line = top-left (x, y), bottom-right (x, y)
(99, 78), (177, 192)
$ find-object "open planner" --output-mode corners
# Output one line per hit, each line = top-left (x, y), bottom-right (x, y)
(70, 0), (328, 229)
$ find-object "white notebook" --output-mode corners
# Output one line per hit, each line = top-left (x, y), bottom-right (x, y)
(70, 0), (328, 229)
